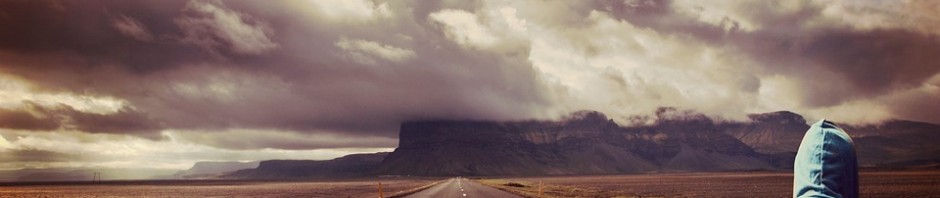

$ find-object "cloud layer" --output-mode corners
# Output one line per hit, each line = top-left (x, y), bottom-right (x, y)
(0, 0), (938, 169)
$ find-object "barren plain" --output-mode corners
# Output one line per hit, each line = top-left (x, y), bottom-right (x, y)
(0, 178), (437, 198)
(479, 171), (940, 197)
(1, 171), (938, 197)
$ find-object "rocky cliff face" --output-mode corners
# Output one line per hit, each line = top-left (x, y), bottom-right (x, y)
(376, 111), (776, 176)
(224, 110), (940, 179)
(722, 111), (809, 154)
(377, 110), (940, 176)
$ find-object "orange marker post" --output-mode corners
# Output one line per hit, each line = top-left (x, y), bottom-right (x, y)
(538, 181), (543, 198)
(378, 181), (384, 198)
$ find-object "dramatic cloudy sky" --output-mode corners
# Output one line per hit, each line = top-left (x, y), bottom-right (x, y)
(0, 0), (938, 171)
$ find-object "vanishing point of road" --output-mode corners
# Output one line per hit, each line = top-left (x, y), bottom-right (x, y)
(403, 177), (521, 198)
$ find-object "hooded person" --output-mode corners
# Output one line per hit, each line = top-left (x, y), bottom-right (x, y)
(793, 119), (859, 198)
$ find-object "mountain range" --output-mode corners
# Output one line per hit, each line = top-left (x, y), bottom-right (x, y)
(226, 109), (940, 178)
(167, 161), (260, 179)
(226, 153), (387, 179)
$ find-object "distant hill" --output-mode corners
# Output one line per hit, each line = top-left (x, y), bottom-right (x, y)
(722, 111), (940, 168)
(376, 110), (777, 176)
(168, 161), (260, 179)
(378, 110), (940, 176)
(838, 120), (940, 167)
(225, 153), (388, 179)
(1, 162), (259, 182)
(0, 168), (177, 182)
(722, 111), (808, 155)
(224, 109), (940, 178)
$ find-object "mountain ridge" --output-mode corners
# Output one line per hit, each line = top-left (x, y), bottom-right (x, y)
(377, 110), (778, 176)
(226, 152), (388, 179)
(225, 109), (940, 178)
(169, 161), (260, 179)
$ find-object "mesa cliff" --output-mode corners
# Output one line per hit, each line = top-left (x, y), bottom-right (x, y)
(377, 111), (776, 176)
(226, 110), (940, 179)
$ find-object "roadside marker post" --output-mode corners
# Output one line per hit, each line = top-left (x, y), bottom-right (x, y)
(378, 182), (384, 198)
(538, 181), (543, 198)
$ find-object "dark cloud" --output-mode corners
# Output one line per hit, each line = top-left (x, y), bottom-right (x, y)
(799, 29), (940, 99)
(883, 77), (940, 124)
(739, 23), (940, 109)
(591, 0), (940, 122)
(0, 105), (59, 131)
(0, 102), (162, 138)
(0, 149), (85, 162)
(63, 106), (163, 138)
(0, 0), (209, 74)
(0, 0), (555, 148)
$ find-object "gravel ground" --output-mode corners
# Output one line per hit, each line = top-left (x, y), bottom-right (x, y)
(0, 178), (439, 198)
(479, 171), (940, 198)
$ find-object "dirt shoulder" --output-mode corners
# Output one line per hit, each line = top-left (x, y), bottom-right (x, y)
(477, 171), (940, 197)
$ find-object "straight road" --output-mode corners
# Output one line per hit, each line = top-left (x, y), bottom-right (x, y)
(403, 177), (521, 198)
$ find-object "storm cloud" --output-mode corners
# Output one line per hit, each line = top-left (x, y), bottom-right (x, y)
(0, 0), (938, 169)
(0, 0), (553, 138)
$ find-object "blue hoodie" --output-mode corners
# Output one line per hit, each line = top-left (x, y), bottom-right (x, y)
(793, 119), (859, 198)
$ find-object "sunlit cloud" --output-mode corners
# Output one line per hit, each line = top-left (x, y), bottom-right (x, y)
(0, 74), (127, 115)
(304, 0), (392, 23)
(335, 37), (416, 65)
(0, 129), (392, 170)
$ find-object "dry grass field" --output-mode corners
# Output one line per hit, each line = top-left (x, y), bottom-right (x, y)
(1, 171), (938, 197)
(0, 178), (438, 198)
(478, 171), (940, 198)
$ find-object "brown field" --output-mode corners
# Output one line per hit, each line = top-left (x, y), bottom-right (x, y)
(478, 171), (940, 198)
(1, 171), (938, 197)
(0, 178), (439, 198)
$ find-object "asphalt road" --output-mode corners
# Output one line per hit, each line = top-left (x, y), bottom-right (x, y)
(403, 177), (521, 198)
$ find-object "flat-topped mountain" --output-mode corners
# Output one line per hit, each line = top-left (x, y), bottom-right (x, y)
(224, 109), (940, 178)
(377, 110), (775, 176)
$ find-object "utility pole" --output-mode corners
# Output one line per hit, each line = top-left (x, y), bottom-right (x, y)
(92, 172), (101, 182)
